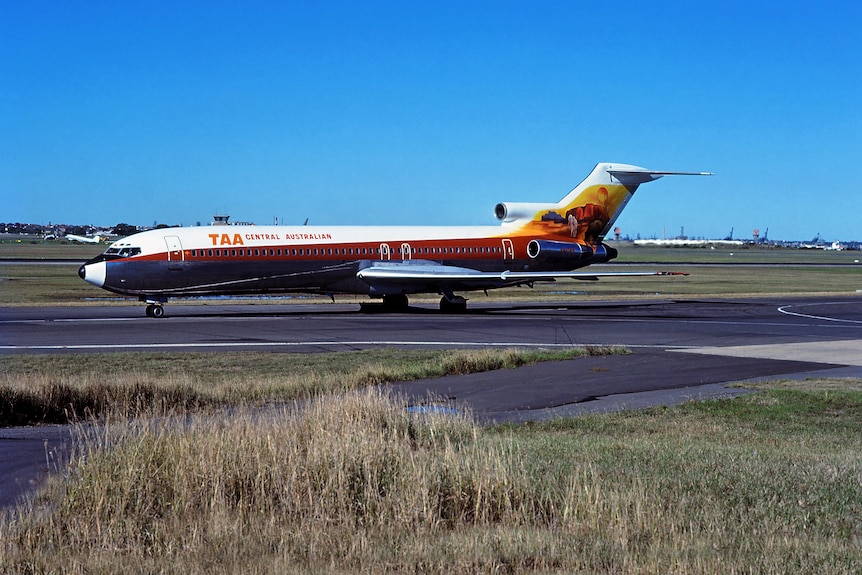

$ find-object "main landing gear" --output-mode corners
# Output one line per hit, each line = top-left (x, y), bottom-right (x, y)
(439, 295), (467, 313)
(365, 293), (468, 313)
(381, 294), (409, 312)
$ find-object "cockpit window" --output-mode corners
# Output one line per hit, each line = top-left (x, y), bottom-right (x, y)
(103, 247), (141, 258)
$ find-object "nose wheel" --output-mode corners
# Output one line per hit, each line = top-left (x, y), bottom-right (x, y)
(145, 304), (165, 318)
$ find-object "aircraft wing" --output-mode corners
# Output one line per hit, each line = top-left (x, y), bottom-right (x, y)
(356, 262), (686, 293)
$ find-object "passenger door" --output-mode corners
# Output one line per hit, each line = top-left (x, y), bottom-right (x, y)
(164, 235), (184, 270)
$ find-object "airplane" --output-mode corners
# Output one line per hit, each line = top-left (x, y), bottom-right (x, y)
(78, 162), (711, 317)
(66, 234), (104, 244)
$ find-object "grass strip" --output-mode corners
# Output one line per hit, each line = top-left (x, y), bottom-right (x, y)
(2, 380), (860, 574)
(0, 347), (624, 426)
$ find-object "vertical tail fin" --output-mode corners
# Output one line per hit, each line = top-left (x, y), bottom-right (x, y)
(497, 163), (711, 243)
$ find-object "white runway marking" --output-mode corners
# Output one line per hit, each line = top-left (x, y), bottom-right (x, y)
(777, 302), (862, 324)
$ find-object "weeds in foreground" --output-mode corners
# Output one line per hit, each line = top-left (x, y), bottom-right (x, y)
(2, 383), (861, 574)
(0, 347), (621, 426)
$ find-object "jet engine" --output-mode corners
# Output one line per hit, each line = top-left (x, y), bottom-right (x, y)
(526, 239), (592, 261)
(493, 202), (558, 224)
(526, 240), (619, 263)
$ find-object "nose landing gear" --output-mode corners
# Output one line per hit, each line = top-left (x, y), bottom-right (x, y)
(141, 296), (168, 318)
(145, 304), (165, 318)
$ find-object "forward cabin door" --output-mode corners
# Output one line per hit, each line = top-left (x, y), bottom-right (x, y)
(165, 235), (184, 270)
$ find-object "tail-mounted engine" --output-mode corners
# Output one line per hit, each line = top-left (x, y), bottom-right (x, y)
(526, 240), (618, 263)
(494, 202), (558, 224)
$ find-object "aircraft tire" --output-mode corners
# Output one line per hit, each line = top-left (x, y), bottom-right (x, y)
(382, 294), (409, 312)
(146, 304), (165, 318)
(439, 296), (467, 313)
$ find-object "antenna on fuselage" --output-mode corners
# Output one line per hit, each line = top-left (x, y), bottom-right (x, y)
(303, 218), (309, 226)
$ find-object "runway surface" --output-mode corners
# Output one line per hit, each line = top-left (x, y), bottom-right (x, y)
(3, 297), (862, 354)
(2, 296), (861, 509)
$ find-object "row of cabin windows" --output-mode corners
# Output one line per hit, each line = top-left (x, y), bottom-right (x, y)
(188, 245), (504, 259)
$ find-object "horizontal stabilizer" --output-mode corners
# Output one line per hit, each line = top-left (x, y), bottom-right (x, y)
(608, 169), (713, 186)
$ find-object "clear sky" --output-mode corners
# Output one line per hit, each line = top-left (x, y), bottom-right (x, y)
(2, 1), (860, 241)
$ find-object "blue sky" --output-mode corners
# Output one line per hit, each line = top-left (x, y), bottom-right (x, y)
(2, 1), (860, 241)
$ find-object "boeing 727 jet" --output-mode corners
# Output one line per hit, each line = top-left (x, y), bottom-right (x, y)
(78, 162), (710, 317)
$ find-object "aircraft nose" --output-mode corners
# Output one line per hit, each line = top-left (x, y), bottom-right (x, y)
(79, 261), (106, 287)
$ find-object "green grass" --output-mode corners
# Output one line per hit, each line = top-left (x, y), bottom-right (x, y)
(2, 380), (860, 574)
(0, 263), (109, 305)
(0, 239), (104, 259)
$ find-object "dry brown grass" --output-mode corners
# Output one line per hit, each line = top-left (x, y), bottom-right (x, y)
(1, 347), (613, 426)
(3, 391), (546, 573)
(3, 383), (861, 574)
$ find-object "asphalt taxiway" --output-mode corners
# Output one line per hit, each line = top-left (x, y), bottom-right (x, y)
(2, 296), (861, 508)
